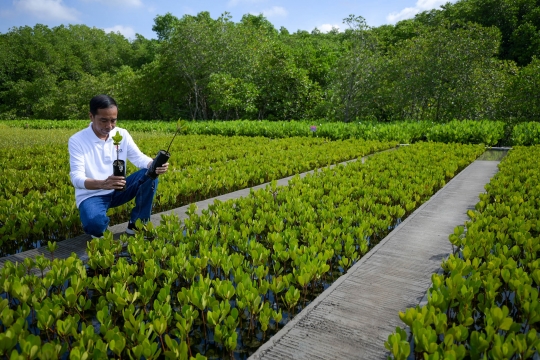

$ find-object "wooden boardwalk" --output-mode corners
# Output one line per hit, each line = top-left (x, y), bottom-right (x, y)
(249, 160), (500, 360)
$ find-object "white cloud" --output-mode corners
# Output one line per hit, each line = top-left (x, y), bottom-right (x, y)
(386, 0), (456, 23)
(318, 24), (341, 33)
(104, 25), (136, 39)
(14, 0), (79, 21)
(261, 6), (287, 17)
(228, 0), (265, 7)
(82, 0), (143, 7)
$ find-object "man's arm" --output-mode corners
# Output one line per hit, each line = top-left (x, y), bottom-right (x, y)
(125, 131), (154, 169)
(125, 130), (169, 175)
(68, 137), (89, 189)
(69, 136), (126, 190)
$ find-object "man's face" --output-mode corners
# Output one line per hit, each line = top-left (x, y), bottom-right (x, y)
(89, 106), (118, 140)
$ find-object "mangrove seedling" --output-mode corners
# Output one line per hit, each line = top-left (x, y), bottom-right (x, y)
(112, 131), (122, 161)
(112, 131), (126, 191)
(47, 241), (57, 261)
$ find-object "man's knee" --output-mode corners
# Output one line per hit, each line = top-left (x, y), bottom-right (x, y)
(140, 176), (158, 193)
(86, 212), (108, 225)
(82, 212), (109, 234)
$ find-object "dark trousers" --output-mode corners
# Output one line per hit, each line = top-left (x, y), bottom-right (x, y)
(79, 169), (158, 237)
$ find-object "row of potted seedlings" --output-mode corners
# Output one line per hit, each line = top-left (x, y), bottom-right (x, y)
(386, 145), (540, 359)
(0, 142), (486, 359)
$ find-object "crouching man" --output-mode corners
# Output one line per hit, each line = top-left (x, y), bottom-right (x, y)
(68, 94), (168, 238)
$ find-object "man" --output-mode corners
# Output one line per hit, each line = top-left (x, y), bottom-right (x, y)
(68, 94), (169, 238)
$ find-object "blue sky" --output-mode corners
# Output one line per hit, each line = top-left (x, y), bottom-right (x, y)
(0, 0), (457, 39)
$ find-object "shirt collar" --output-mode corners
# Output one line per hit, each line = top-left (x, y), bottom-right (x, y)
(87, 122), (113, 143)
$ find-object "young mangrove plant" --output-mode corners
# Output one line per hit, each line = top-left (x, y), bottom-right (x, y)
(386, 146), (540, 360)
(0, 142), (490, 359)
(112, 131), (125, 191)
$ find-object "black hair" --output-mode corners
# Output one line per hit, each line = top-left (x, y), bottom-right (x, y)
(89, 95), (118, 115)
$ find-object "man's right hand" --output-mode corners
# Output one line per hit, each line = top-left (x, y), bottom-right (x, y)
(84, 176), (126, 190)
(102, 175), (126, 190)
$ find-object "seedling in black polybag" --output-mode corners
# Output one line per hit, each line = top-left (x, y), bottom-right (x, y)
(112, 131), (126, 191)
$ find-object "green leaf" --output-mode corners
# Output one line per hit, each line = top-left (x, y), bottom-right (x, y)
(112, 131), (123, 146)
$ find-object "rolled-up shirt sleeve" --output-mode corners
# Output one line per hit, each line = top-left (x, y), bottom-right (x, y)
(68, 137), (88, 189)
(124, 131), (153, 169)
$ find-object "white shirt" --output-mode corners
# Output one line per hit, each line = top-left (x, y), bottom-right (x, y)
(68, 123), (153, 208)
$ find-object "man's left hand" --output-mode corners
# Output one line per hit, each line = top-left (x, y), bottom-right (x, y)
(155, 162), (169, 175)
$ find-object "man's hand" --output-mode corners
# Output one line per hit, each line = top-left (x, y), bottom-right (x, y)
(147, 160), (169, 176)
(156, 162), (169, 176)
(103, 175), (126, 190)
(85, 176), (125, 190)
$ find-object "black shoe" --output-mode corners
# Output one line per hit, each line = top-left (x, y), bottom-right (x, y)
(125, 222), (137, 235)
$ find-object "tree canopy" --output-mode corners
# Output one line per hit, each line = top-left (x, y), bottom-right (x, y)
(1, 0), (540, 122)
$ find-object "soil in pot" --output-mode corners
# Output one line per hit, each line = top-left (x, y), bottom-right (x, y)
(113, 159), (126, 191)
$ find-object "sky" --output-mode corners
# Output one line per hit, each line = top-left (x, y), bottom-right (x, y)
(0, 0), (458, 39)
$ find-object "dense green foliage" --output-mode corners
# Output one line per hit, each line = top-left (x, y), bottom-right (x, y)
(386, 146), (540, 359)
(413, 0), (540, 66)
(0, 127), (394, 254)
(425, 120), (505, 145)
(0, 24), (155, 120)
(499, 57), (540, 123)
(1, 0), (540, 123)
(1, 119), (507, 145)
(512, 121), (540, 145)
(0, 143), (484, 359)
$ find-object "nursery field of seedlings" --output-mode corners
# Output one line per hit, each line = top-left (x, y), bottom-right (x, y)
(386, 146), (540, 360)
(0, 125), (395, 255)
(0, 142), (486, 359)
(1, 119), (506, 145)
(512, 122), (540, 145)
